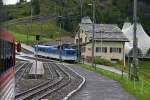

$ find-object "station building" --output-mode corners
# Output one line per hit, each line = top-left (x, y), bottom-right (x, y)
(74, 17), (129, 63)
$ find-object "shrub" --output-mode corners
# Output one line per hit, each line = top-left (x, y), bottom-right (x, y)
(93, 58), (113, 66)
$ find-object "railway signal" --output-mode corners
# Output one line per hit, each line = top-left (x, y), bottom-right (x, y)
(35, 34), (40, 78)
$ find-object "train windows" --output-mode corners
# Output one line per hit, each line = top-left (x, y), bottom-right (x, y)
(65, 50), (76, 56)
(0, 39), (14, 76)
(0, 40), (2, 75)
(0, 40), (4, 76)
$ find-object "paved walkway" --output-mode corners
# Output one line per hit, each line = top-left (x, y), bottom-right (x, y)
(85, 62), (128, 76)
(64, 64), (135, 100)
(21, 43), (35, 53)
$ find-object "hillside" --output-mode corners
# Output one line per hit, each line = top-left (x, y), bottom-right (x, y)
(4, 0), (150, 37)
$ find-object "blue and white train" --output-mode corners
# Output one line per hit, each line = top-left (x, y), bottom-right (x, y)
(34, 45), (77, 62)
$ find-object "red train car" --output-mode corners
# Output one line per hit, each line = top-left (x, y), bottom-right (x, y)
(0, 29), (15, 100)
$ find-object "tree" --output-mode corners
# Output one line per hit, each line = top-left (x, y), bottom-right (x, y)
(32, 0), (40, 15)
(0, 0), (2, 5)
(20, 0), (26, 3)
(0, 0), (4, 25)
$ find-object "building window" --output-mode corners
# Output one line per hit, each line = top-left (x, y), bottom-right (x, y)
(76, 38), (82, 44)
(80, 38), (82, 43)
(82, 47), (86, 53)
(85, 37), (87, 43)
(88, 48), (91, 51)
(76, 39), (78, 44)
(110, 48), (122, 53)
(96, 47), (107, 53)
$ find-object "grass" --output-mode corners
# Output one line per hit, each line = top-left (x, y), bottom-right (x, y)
(139, 61), (150, 82)
(139, 61), (150, 73)
(10, 31), (49, 45)
(79, 63), (150, 100)
(8, 19), (71, 39)
(93, 58), (127, 72)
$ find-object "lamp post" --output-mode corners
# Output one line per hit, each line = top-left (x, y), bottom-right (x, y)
(58, 16), (63, 62)
(88, 0), (96, 68)
(131, 0), (139, 81)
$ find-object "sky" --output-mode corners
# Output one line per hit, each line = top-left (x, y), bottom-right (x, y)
(3, 0), (30, 5)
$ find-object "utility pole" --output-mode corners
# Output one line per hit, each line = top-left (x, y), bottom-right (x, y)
(80, 0), (83, 19)
(131, 0), (139, 81)
(26, 23), (29, 43)
(91, 0), (96, 68)
(30, 0), (33, 43)
(59, 22), (62, 62)
(78, 30), (80, 64)
(77, 0), (83, 64)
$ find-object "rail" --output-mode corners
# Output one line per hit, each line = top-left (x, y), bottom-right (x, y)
(15, 62), (71, 100)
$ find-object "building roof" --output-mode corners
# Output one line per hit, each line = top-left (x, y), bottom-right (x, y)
(122, 22), (150, 56)
(81, 16), (92, 24)
(79, 23), (129, 42)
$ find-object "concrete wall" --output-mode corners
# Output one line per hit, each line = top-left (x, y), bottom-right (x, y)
(82, 42), (124, 61)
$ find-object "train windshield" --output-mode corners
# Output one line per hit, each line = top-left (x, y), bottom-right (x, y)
(64, 49), (76, 56)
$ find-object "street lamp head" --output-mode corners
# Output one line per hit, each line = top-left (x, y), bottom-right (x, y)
(88, 3), (92, 6)
(58, 16), (63, 18)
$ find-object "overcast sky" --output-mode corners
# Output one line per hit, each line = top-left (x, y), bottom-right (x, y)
(3, 0), (30, 5)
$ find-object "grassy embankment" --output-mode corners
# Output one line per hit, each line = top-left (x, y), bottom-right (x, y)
(10, 31), (49, 45)
(79, 60), (150, 100)
(8, 19), (71, 45)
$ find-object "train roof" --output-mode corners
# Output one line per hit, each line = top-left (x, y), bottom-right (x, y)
(35, 45), (76, 51)
(0, 29), (15, 42)
(35, 45), (54, 48)
(64, 48), (76, 51)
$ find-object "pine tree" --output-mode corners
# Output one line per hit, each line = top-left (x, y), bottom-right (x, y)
(32, 0), (40, 15)
(20, 0), (25, 3)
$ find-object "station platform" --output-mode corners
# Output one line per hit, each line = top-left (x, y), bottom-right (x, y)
(29, 61), (44, 78)
(21, 43), (35, 54)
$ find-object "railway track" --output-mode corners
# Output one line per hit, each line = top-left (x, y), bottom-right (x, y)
(22, 55), (60, 63)
(15, 62), (84, 100)
(15, 62), (27, 74)
(36, 63), (71, 100)
(15, 62), (71, 100)
(15, 62), (32, 87)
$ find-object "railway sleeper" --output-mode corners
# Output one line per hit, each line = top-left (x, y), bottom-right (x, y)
(15, 77), (63, 100)
(15, 64), (64, 100)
